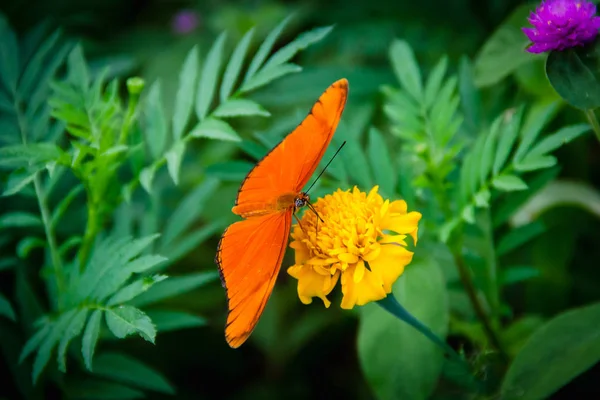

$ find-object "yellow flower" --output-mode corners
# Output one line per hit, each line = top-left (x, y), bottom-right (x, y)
(287, 186), (422, 309)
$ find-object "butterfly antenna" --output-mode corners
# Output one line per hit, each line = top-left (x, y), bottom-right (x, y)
(304, 141), (347, 194)
(306, 201), (324, 224)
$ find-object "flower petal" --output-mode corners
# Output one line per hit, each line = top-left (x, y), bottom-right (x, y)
(340, 263), (387, 309)
(368, 244), (414, 293)
(287, 265), (338, 307)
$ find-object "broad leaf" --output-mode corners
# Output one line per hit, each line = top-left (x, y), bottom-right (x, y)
(81, 309), (102, 371)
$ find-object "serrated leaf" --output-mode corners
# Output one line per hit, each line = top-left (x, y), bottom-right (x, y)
(367, 128), (395, 197)
(93, 352), (175, 394)
(500, 266), (540, 285)
(213, 98), (270, 118)
(17, 236), (45, 259)
(196, 32), (227, 120)
(244, 15), (292, 81)
(480, 116), (502, 184)
(262, 25), (333, 71)
(0, 292), (16, 321)
(514, 155), (557, 172)
(527, 124), (589, 158)
(0, 212), (41, 229)
(389, 39), (423, 102)
(107, 275), (168, 306)
(129, 271), (219, 308)
(162, 178), (220, 247)
(145, 310), (207, 332)
(57, 309), (87, 372)
(165, 141), (186, 186)
(497, 221), (545, 256)
(81, 310), (102, 371)
(18, 30), (61, 98)
(105, 306), (156, 343)
(172, 46), (199, 140)
(19, 323), (50, 364)
(139, 165), (156, 193)
(2, 167), (41, 197)
(424, 56), (448, 108)
(0, 143), (64, 168)
(240, 63), (302, 93)
(514, 101), (560, 162)
(220, 28), (255, 101)
(189, 117), (241, 141)
(143, 81), (168, 158)
(493, 107), (523, 175)
(492, 175), (528, 192)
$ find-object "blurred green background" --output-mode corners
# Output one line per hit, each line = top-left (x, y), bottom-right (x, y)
(2, 0), (600, 399)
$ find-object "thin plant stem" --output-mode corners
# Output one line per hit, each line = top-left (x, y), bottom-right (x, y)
(585, 109), (600, 143)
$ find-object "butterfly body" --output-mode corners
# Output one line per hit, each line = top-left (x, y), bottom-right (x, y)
(215, 78), (348, 348)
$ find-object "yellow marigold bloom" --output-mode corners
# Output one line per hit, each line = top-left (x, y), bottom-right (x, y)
(287, 186), (422, 309)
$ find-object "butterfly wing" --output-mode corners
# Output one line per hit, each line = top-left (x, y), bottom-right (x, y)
(215, 210), (292, 348)
(233, 78), (348, 216)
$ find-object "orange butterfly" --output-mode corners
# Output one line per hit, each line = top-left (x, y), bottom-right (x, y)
(215, 78), (349, 348)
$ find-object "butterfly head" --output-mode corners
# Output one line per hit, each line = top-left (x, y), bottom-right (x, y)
(294, 192), (310, 210)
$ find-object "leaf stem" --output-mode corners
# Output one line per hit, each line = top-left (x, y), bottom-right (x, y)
(585, 109), (600, 143)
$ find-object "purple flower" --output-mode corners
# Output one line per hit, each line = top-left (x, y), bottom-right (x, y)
(522, 0), (600, 53)
(172, 9), (200, 35)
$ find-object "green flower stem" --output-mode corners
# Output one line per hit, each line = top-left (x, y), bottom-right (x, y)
(16, 105), (66, 308)
(585, 109), (600, 143)
(78, 196), (99, 269)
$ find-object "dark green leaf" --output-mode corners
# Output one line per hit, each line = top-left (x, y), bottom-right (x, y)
(19, 30), (61, 99)
(492, 175), (528, 192)
(50, 184), (84, 227)
(0, 292), (16, 321)
(527, 124), (589, 157)
(165, 140), (186, 185)
(493, 107), (523, 175)
(2, 167), (41, 197)
(389, 39), (423, 101)
(162, 220), (227, 267)
(129, 271), (219, 308)
(500, 266), (540, 286)
(66, 44), (89, 89)
(19, 323), (50, 364)
(65, 378), (144, 400)
(514, 101), (560, 162)
(240, 63), (302, 93)
(196, 32), (227, 120)
(213, 98), (270, 118)
(263, 25), (333, 71)
(145, 310), (207, 332)
(220, 28), (254, 101)
(172, 46), (199, 140)
(458, 56), (482, 133)
(93, 352), (175, 394)
(367, 127), (395, 197)
(0, 212), (41, 229)
(143, 80), (168, 158)
(358, 256), (448, 399)
(107, 275), (168, 306)
(0, 143), (64, 168)
(81, 310), (102, 371)
(546, 40), (600, 109)
(480, 116), (502, 184)
(244, 15), (292, 81)
(0, 15), (19, 94)
(189, 117), (241, 141)
(105, 306), (156, 343)
(17, 236), (45, 259)
(497, 221), (545, 256)
(501, 302), (600, 399)
(57, 309), (87, 372)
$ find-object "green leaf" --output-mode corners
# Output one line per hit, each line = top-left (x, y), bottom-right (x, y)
(0, 292), (16, 321)
(213, 98), (270, 118)
(57, 308), (87, 372)
(172, 46), (199, 140)
(501, 301), (600, 399)
(500, 266), (540, 286)
(162, 219), (227, 266)
(107, 275), (168, 306)
(514, 101), (560, 162)
(0, 212), (41, 229)
(50, 184), (84, 227)
(66, 44), (89, 89)
(220, 27), (254, 101)
(143, 80), (168, 158)
(196, 32), (227, 121)
(93, 352), (175, 394)
(105, 306), (156, 343)
(65, 378), (144, 400)
(342, 139), (373, 189)
(2, 167), (41, 197)
(139, 165), (156, 194)
(244, 15), (292, 81)
(357, 256), (448, 400)
(514, 154), (557, 172)
(165, 140), (186, 185)
(497, 221), (545, 256)
(129, 271), (218, 308)
(492, 175), (528, 192)
(145, 310), (207, 332)
(424, 56), (448, 109)
(240, 63), (302, 93)
(546, 40), (600, 109)
(389, 39), (423, 102)
(527, 124), (590, 158)
(493, 107), (523, 175)
(0, 143), (64, 168)
(18, 30), (61, 98)
(189, 117), (241, 141)
(162, 178), (220, 247)
(82, 310), (102, 371)
(367, 127), (395, 197)
(479, 116), (502, 184)
(263, 25), (333, 71)
(205, 160), (252, 181)
(0, 15), (19, 93)
(17, 236), (45, 259)
(19, 323), (50, 363)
